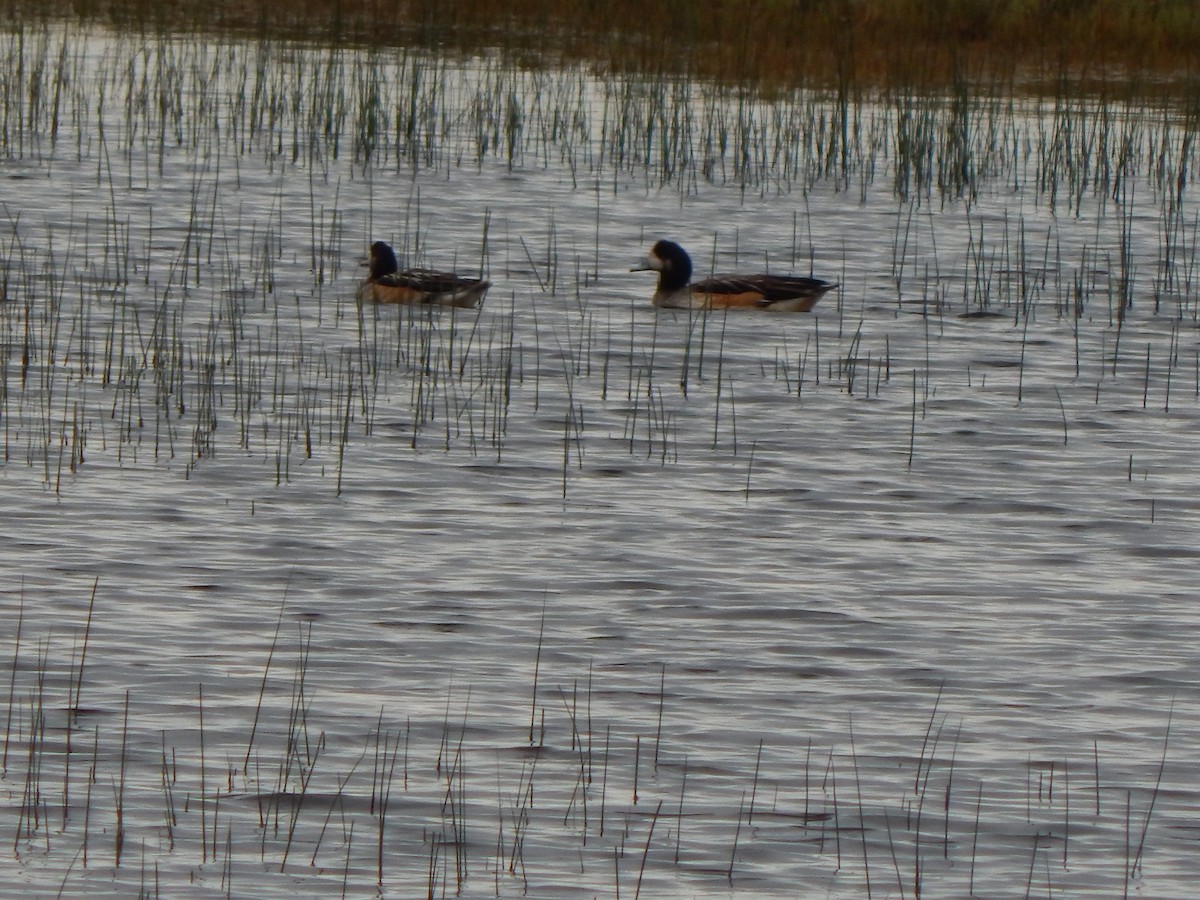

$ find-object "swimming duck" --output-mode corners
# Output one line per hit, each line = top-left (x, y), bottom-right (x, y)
(359, 241), (490, 308)
(633, 239), (837, 312)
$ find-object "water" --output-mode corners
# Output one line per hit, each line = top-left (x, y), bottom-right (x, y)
(1, 23), (1199, 897)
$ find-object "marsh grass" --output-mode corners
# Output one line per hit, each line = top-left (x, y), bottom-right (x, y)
(2, 19), (1199, 217)
(6, 0), (1200, 101)
(0, 600), (1152, 900)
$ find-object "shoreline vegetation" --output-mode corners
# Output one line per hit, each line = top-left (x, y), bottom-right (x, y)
(3, 0), (1200, 96)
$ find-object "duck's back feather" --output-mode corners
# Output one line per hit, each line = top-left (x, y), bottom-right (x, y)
(377, 269), (485, 295)
(691, 274), (837, 311)
(363, 271), (489, 307)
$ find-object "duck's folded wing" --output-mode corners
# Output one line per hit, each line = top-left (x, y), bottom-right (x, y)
(694, 274), (835, 304)
(379, 268), (484, 293)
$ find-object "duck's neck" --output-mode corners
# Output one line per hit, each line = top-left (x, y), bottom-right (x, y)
(659, 270), (690, 294)
(653, 285), (692, 308)
(370, 245), (399, 279)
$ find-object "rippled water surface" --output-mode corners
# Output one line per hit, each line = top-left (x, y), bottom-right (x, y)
(2, 24), (1200, 897)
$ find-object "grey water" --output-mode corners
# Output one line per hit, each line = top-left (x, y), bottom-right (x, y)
(2, 23), (1200, 896)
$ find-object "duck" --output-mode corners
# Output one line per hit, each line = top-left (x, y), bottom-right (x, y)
(359, 241), (490, 308)
(633, 239), (837, 312)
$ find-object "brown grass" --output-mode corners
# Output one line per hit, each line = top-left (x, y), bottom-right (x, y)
(4, 0), (1200, 94)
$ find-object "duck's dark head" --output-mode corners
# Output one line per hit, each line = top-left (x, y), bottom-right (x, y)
(632, 239), (692, 291)
(368, 241), (399, 280)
